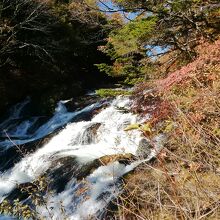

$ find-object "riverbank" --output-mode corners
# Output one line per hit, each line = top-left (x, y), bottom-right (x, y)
(108, 39), (220, 220)
(0, 91), (167, 219)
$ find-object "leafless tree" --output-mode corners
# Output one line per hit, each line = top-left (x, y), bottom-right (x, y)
(0, 0), (56, 67)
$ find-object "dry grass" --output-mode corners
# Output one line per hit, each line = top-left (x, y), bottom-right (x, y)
(111, 40), (220, 220)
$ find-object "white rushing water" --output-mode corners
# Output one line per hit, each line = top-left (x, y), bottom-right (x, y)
(0, 99), (103, 148)
(0, 96), (164, 219)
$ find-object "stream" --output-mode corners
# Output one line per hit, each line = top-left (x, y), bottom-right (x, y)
(0, 92), (164, 219)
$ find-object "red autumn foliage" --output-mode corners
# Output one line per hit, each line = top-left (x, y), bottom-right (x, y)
(150, 100), (173, 125)
(132, 86), (174, 125)
(157, 39), (220, 91)
(132, 39), (219, 126)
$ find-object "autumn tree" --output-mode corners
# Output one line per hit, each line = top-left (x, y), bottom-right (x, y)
(93, 0), (220, 82)
(0, 0), (110, 113)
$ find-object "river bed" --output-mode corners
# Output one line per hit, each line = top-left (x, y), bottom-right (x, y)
(0, 92), (164, 219)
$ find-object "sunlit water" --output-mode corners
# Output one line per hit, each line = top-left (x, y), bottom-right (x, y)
(0, 95), (164, 219)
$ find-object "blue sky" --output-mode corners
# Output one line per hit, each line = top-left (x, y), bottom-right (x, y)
(97, 0), (139, 21)
(97, 0), (169, 56)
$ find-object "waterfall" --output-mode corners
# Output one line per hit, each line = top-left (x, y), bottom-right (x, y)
(0, 95), (164, 219)
(0, 99), (104, 149)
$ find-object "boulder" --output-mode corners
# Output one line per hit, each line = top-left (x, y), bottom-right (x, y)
(45, 156), (100, 193)
(74, 122), (101, 145)
(136, 138), (153, 159)
(98, 153), (135, 166)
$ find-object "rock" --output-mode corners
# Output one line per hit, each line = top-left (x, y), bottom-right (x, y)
(65, 94), (101, 112)
(5, 153), (136, 203)
(74, 122), (101, 145)
(47, 153), (136, 192)
(6, 182), (40, 202)
(88, 122), (102, 136)
(98, 153), (135, 166)
(45, 156), (101, 193)
(115, 106), (130, 113)
(136, 138), (154, 159)
(0, 131), (57, 173)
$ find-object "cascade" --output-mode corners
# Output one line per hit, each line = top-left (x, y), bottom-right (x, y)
(0, 95), (164, 219)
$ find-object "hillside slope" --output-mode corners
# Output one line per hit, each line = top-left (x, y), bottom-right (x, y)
(112, 39), (220, 220)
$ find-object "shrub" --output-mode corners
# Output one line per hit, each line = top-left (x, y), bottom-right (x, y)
(95, 88), (132, 97)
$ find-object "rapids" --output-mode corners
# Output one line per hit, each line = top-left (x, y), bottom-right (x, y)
(0, 94), (164, 219)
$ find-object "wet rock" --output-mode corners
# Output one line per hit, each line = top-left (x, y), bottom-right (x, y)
(6, 182), (40, 202)
(73, 122), (101, 145)
(0, 147), (22, 172)
(91, 103), (109, 116)
(115, 106), (130, 113)
(136, 138), (154, 158)
(44, 153), (136, 193)
(83, 122), (101, 144)
(45, 156), (101, 193)
(97, 153), (135, 166)
(5, 153), (136, 204)
(66, 94), (101, 112)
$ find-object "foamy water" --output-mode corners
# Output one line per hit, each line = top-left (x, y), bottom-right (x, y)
(0, 95), (164, 219)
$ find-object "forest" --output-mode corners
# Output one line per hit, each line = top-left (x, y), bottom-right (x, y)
(0, 0), (220, 219)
